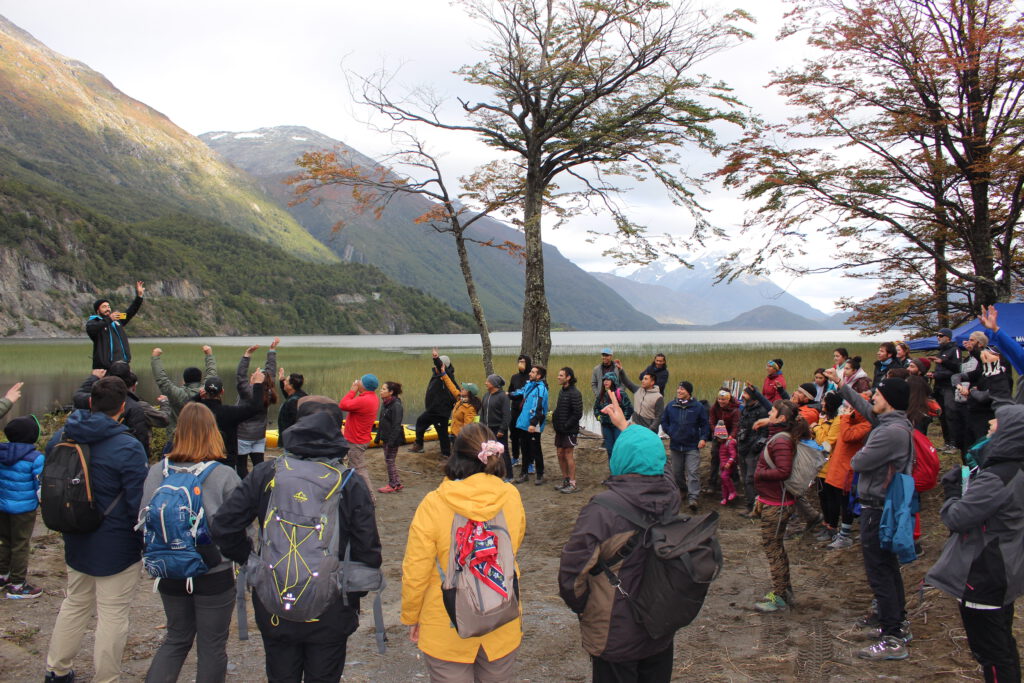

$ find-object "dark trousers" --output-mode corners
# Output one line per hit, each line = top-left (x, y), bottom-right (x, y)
(820, 482), (853, 529)
(740, 449), (758, 510)
(415, 412), (451, 457)
(493, 432), (511, 479)
(509, 415), (524, 460)
(959, 602), (1020, 683)
(592, 644), (673, 683)
(949, 400), (971, 455)
(860, 508), (906, 635)
(235, 452), (265, 479)
(0, 509), (36, 584)
(936, 384), (953, 443)
(254, 596), (357, 683)
(519, 429), (544, 478)
(146, 586), (234, 683)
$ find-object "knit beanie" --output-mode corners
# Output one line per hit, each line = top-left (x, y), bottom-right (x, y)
(3, 415), (40, 444)
(610, 425), (666, 476)
(439, 356), (451, 369)
(713, 420), (728, 440)
(92, 298), (110, 313)
(911, 358), (931, 374)
(796, 383), (817, 401)
(876, 377), (910, 411)
(182, 367), (202, 384)
(360, 374), (379, 391)
(486, 374), (505, 388)
(678, 381), (694, 395)
(768, 358), (784, 370)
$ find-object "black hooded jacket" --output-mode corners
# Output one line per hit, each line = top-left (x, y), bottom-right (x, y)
(211, 408), (381, 639)
(509, 354), (532, 419)
(424, 357), (457, 417)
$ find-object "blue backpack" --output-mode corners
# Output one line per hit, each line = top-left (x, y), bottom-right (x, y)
(140, 460), (219, 584)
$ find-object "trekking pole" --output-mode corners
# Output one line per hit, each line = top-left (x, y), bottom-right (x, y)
(235, 566), (248, 641)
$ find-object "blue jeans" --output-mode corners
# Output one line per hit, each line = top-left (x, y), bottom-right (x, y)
(601, 423), (621, 457)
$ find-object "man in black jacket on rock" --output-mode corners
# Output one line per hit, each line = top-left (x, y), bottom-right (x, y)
(552, 367), (584, 493)
(211, 397), (381, 683)
(409, 353), (456, 458)
(86, 281), (144, 370)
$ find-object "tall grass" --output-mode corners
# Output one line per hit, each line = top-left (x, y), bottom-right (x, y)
(0, 341), (881, 419)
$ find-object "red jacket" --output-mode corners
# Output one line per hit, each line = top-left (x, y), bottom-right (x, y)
(339, 390), (380, 445)
(709, 398), (740, 437)
(762, 373), (787, 403)
(755, 426), (794, 505)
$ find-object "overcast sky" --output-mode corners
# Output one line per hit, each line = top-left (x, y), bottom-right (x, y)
(0, 0), (878, 313)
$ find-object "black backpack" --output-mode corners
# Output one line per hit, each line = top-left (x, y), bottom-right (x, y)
(590, 497), (722, 640)
(41, 436), (122, 534)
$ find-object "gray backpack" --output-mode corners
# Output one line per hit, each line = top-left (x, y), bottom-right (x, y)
(437, 511), (520, 638)
(246, 456), (386, 648)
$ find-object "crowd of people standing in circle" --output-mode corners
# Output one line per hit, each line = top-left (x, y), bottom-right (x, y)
(0, 287), (1020, 683)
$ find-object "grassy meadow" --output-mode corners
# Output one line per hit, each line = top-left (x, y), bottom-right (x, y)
(0, 340), (884, 419)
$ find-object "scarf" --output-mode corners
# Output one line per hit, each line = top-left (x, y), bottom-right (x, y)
(454, 519), (508, 599)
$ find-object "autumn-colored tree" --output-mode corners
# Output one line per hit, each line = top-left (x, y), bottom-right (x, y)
(289, 133), (521, 376)
(718, 0), (1024, 332)
(352, 0), (751, 366)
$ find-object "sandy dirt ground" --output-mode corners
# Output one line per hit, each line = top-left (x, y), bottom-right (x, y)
(0, 428), (1016, 682)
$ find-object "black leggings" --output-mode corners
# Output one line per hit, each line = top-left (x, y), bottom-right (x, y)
(235, 452), (264, 479)
(821, 481), (854, 529)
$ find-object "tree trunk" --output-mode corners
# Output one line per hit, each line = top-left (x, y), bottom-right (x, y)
(453, 228), (495, 376)
(520, 174), (551, 368)
(934, 236), (949, 328)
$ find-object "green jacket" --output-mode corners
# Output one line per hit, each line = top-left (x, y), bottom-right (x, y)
(151, 353), (218, 438)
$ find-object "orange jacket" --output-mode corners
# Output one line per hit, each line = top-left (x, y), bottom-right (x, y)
(825, 411), (871, 491)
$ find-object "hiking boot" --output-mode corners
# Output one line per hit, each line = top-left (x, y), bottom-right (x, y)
(513, 474), (530, 484)
(739, 508), (757, 519)
(754, 591), (789, 612)
(814, 527), (835, 542)
(555, 478), (569, 490)
(861, 621), (912, 643)
(377, 484), (401, 494)
(828, 534), (854, 549)
(855, 606), (880, 629)
(44, 671), (75, 683)
(5, 583), (42, 599)
(856, 636), (909, 660)
(407, 443), (424, 453)
(534, 476), (546, 486)
(560, 483), (579, 494)
(688, 500), (699, 512)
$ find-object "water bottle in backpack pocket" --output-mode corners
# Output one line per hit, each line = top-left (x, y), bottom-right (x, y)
(139, 460), (220, 584)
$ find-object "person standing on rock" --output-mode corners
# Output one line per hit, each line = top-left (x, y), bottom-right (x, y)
(87, 281), (144, 370)
(409, 350), (457, 459)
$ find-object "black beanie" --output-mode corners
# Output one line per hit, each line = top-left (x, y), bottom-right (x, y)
(93, 298), (110, 313)
(4, 415), (40, 444)
(182, 367), (202, 384)
(771, 358), (784, 370)
(797, 382), (817, 401)
(678, 380), (694, 395)
(876, 378), (910, 411)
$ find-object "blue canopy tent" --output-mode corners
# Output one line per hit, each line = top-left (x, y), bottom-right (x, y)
(907, 303), (1024, 352)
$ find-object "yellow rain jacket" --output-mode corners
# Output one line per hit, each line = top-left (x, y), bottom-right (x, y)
(401, 473), (525, 663)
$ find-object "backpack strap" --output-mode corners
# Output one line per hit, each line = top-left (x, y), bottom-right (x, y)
(342, 541), (387, 654)
(588, 496), (659, 595)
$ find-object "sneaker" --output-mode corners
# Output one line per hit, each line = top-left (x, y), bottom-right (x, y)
(861, 621), (912, 643)
(513, 474), (530, 484)
(814, 527), (835, 542)
(6, 583), (42, 599)
(0, 575), (8, 591)
(528, 463), (536, 474)
(44, 671), (75, 682)
(688, 500), (699, 512)
(555, 478), (569, 490)
(511, 457), (520, 466)
(855, 610), (881, 629)
(754, 591), (789, 612)
(857, 636), (908, 660)
(827, 534), (854, 549)
(738, 508), (756, 519)
(377, 484), (401, 494)
(560, 483), (579, 494)
(534, 476), (546, 486)
(407, 443), (424, 453)
(720, 498), (729, 505)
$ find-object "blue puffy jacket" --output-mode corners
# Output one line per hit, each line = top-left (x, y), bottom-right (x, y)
(512, 380), (549, 432)
(0, 442), (43, 514)
(660, 398), (709, 452)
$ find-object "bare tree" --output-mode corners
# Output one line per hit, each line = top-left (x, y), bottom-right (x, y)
(351, 0), (751, 366)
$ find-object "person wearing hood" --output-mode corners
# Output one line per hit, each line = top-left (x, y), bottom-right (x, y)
(151, 345), (218, 446)
(927, 404), (1024, 683)
(637, 353), (669, 395)
(44, 377), (149, 683)
(86, 281), (145, 370)
(401, 422), (524, 681)
(594, 371), (634, 459)
(211, 396), (381, 682)
(73, 361), (155, 460)
(511, 365), (550, 485)
(559, 393), (680, 682)
(763, 359), (787, 403)
(479, 374), (513, 477)
(660, 381), (709, 512)
(507, 354), (531, 466)
(410, 350), (458, 458)
(0, 415), (44, 599)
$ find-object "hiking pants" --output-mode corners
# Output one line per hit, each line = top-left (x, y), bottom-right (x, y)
(959, 602), (1021, 683)
(937, 384), (954, 445)
(519, 430), (544, 478)
(759, 504), (794, 596)
(0, 508), (36, 585)
(345, 442), (373, 494)
(146, 586), (234, 683)
(591, 643), (673, 683)
(860, 507), (906, 637)
(670, 449), (701, 503)
(509, 415), (523, 461)
(415, 412), (451, 457)
(46, 561), (142, 683)
(600, 423), (621, 458)
(423, 646), (518, 682)
(254, 595), (358, 683)
(740, 449), (758, 510)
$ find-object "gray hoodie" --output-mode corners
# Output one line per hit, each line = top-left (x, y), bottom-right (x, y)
(927, 404), (1024, 606)
(839, 384), (913, 503)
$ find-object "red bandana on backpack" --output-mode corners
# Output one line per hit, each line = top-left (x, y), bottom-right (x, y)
(455, 519), (508, 598)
